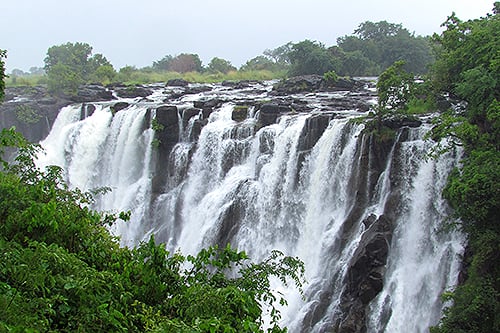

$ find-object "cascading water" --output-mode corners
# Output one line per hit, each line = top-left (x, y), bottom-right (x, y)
(36, 81), (464, 332)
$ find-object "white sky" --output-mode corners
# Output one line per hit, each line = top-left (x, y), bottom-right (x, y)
(0, 0), (495, 72)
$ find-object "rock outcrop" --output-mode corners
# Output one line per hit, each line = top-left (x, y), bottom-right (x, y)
(337, 214), (393, 333)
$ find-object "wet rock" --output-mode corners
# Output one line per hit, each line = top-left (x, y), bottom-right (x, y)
(185, 85), (213, 95)
(273, 75), (323, 94)
(298, 113), (332, 152)
(114, 86), (153, 98)
(182, 107), (201, 127)
(110, 102), (130, 114)
(232, 105), (248, 122)
(190, 119), (208, 142)
(202, 107), (214, 119)
(193, 98), (222, 109)
(166, 78), (189, 87)
(382, 114), (422, 129)
(336, 214), (394, 333)
(80, 103), (96, 119)
(0, 86), (71, 142)
(258, 103), (292, 127)
(151, 105), (180, 194)
(71, 84), (114, 102)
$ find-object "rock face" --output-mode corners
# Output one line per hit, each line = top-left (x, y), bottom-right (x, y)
(258, 103), (292, 127)
(0, 86), (71, 142)
(151, 105), (180, 194)
(71, 84), (114, 102)
(273, 75), (324, 94)
(272, 75), (366, 95)
(114, 86), (152, 99)
(337, 214), (393, 333)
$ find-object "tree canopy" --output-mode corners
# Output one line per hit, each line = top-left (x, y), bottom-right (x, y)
(44, 42), (115, 94)
(420, 3), (500, 332)
(0, 128), (305, 332)
(337, 20), (433, 75)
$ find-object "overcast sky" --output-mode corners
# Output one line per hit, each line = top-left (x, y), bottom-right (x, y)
(0, 0), (495, 72)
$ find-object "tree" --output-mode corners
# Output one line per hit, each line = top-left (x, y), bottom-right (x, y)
(152, 55), (173, 71)
(377, 60), (414, 111)
(287, 40), (337, 76)
(240, 56), (278, 72)
(44, 42), (114, 94)
(263, 43), (293, 68)
(337, 21), (433, 74)
(0, 128), (305, 332)
(207, 57), (236, 74)
(168, 53), (203, 73)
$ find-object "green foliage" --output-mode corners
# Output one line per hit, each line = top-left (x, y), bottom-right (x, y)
(287, 40), (337, 76)
(443, 149), (500, 232)
(151, 117), (165, 132)
(428, 5), (500, 332)
(0, 128), (305, 332)
(15, 104), (42, 124)
(323, 70), (338, 84)
(376, 60), (415, 111)
(44, 42), (114, 94)
(207, 57), (237, 74)
(336, 21), (433, 75)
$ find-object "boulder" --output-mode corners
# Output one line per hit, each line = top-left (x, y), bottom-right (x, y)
(110, 102), (130, 114)
(382, 114), (422, 129)
(184, 85), (213, 95)
(71, 84), (114, 102)
(182, 107), (201, 127)
(166, 78), (189, 87)
(336, 214), (393, 333)
(114, 86), (153, 98)
(232, 105), (248, 122)
(273, 75), (323, 94)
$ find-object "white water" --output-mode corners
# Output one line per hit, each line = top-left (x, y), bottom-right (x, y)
(36, 86), (464, 332)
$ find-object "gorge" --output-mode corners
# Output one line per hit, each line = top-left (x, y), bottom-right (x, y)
(1, 77), (465, 332)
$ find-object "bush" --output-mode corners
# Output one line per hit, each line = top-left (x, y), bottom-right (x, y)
(0, 128), (305, 332)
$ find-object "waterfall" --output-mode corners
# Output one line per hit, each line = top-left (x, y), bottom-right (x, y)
(36, 82), (464, 332)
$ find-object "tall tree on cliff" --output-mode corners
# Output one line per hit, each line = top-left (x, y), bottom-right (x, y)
(44, 42), (115, 95)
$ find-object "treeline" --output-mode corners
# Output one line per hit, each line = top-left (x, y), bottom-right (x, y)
(7, 20), (434, 94)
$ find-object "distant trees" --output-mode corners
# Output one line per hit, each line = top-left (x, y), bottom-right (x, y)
(207, 57), (236, 74)
(44, 42), (116, 94)
(336, 20), (433, 75)
(152, 53), (203, 73)
(5, 20), (436, 89)
(287, 40), (337, 76)
(260, 21), (433, 78)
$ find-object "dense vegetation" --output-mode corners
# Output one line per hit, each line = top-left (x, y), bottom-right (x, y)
(0, 125), (304, 331)
(6, 19), (433, 94)
(425, 3), (499, 332)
